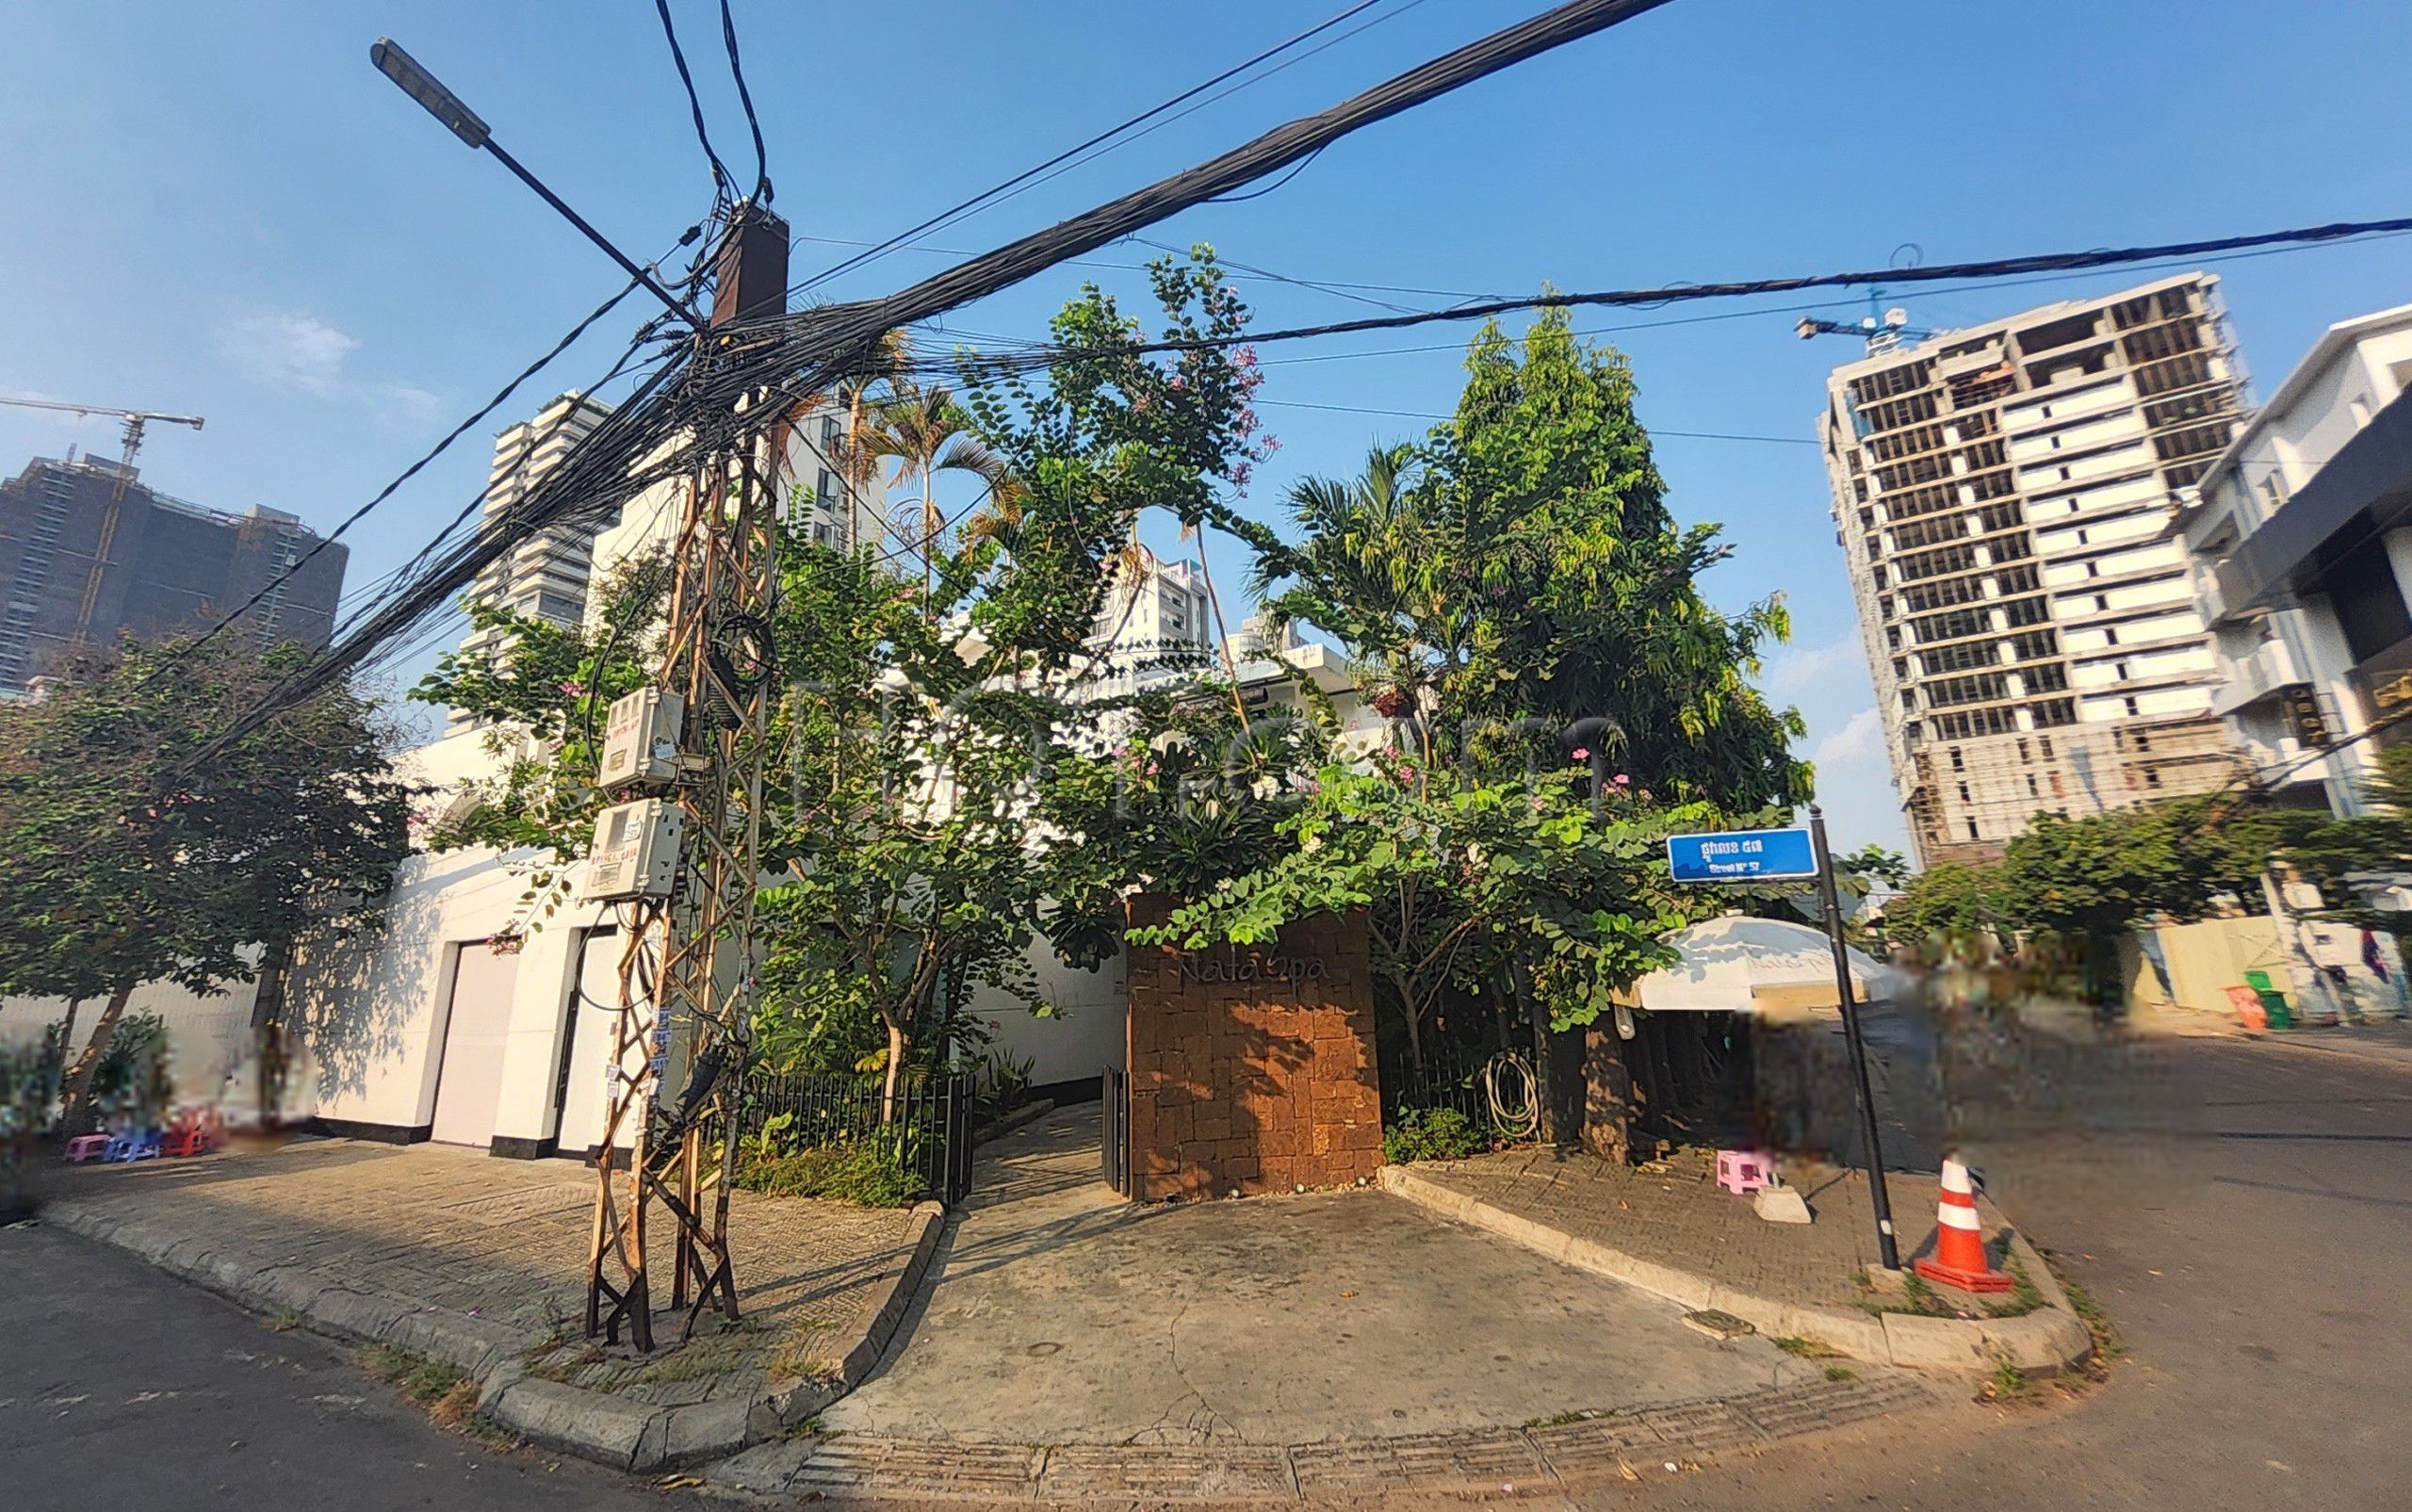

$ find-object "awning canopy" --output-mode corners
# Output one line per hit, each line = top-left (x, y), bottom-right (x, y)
(1632, 914), (1899, 1021)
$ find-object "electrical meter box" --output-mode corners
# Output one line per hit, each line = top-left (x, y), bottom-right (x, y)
(598, 688), (683, 792)
(579, 798), (684, 902)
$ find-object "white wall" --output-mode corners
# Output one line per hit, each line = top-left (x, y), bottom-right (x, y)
(965, 937), (1127, 1091)
(0, 968), (262, 1113)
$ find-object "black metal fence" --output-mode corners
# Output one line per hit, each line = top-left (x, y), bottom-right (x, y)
(1379, 1040), (1491, 1126)
(1101, 1064), (1128, 1195)
(726, 1069), (975, 1206)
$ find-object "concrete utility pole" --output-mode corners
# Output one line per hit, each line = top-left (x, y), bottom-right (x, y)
(585, 203), (792, 1351)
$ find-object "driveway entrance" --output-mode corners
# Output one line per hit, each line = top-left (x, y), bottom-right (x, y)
(825, 1106), (1839, 1445)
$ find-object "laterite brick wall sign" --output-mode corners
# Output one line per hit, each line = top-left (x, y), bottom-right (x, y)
(1124, 897), (1384, 1201)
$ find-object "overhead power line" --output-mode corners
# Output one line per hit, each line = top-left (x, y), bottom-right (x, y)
(791, 0), (1410, 294)
(655, 0), (734, 200)
(718, 0), (770, 201)
(167, 262), (683, 669)
(199, 0), (1682, 751)
(1253, 395), (1817, 444)
(888, 214), (2412, 378)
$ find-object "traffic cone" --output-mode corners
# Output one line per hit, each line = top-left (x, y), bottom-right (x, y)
(1913, 1154), (2013, 1293)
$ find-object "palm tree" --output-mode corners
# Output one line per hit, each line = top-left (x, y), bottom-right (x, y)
(859, 379), (1012, 613)
(1255, 445), (1468, 770)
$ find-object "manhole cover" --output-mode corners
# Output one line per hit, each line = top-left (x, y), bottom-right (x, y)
(1682, 1309), (1755, 1341)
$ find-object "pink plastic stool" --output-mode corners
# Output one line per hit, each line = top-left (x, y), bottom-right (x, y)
(1717, 1148), (1774, 1195)
(65, 1134), (109, 1163)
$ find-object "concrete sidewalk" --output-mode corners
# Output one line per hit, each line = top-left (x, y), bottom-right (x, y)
(716, 1105), (1949, 1500)
(1384, 1144), (2093, 1374)
(37, 1138), (937, 1468)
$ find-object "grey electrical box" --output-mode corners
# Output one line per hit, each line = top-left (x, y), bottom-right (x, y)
(598, 687), (682, 792)
(579, 798), (683, 902)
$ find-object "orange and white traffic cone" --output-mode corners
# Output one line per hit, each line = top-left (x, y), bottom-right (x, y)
(1913, 1154), (2013, 1293)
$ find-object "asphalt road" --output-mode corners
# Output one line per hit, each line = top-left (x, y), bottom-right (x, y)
(3, 1028), (2405, 1511)
(0, 1220), (709, 1512)
(1558, 1025), (2412, 1512)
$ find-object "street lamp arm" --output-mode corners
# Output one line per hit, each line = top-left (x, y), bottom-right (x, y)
(368, 37), (705, 328)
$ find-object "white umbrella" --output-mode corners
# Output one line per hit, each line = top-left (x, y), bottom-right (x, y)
(1631, 914), (1899, 1020)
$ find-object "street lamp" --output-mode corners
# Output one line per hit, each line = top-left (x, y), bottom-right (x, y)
(369, 38), (488, 148)
(368, 37), (704, 327)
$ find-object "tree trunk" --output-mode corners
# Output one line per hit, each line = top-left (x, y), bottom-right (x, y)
(250, 936), (295, 1125)
(59, 981), (136, 1133)
(881, 1018), (909, 1128)
(53, 998), (82, 1068)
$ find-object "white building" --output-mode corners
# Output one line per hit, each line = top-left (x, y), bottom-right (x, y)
(1816, 273), (2250, 867)
(2176, 301), (2412, 816)
(449, 395), (614, 728)
(1077, 550), (1215, 703)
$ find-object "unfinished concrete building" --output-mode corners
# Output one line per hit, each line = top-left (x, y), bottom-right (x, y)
(0, 454), (344, 693)
(1816, 273), (2251, 867)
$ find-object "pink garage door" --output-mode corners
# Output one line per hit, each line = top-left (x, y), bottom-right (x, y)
(430, 942), (521, 1146)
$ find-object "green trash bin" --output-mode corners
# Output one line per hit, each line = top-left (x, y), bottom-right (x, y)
(2243, 970), (2294, 1031)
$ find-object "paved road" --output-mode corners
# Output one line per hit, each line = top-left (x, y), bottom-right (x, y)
(0, 1221), (709, 1512)
(1553, 1027), (2412, 1512)
(6, 1029), (2405, 1510)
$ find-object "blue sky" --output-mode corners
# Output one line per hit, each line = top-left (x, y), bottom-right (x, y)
(5, 0), (2409, 854)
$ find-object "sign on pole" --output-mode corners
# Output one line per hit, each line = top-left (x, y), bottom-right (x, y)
(1659, 813), (1901, 1272)
(1665, 827), (1817, 884)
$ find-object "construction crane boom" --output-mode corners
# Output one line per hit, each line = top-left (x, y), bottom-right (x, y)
(0, 395), (207, 642)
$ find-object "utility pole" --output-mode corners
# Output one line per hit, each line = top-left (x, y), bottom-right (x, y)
(585, 202), (791, 1351)
(1808, 805), (1900, 1272)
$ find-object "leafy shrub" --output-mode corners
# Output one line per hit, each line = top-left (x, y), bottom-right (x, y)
(1382, 1106), (1486, 1163)
(735, 1140), (922, 1207)
(970, 1046), (1035, 1114)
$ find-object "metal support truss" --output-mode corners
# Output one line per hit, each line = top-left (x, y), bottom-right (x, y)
(587, 203), (790, 1352)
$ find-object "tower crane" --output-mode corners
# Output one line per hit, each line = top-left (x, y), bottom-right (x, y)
(0, 395), (206, 640)
(1794, 293), (1938, 356)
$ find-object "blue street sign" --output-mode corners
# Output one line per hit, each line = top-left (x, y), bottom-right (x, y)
(1665, 827), (1818, 883)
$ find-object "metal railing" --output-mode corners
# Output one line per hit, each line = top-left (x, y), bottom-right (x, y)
(725, 1069), (974, 1206)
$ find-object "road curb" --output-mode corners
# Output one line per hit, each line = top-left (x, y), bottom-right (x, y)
(1377, 1164), (2091, 1378)
(707, 1374), (1942, 1502)
(41, 1187), (954, 1474)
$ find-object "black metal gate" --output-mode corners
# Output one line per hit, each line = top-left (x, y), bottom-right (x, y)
(1101, 1063), (1130, 1195)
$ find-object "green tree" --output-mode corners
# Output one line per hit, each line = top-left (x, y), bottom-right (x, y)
(1885, 861), (2007, 938)
(1252, 309), (1805, 805)
(0, 638), (415, 1125)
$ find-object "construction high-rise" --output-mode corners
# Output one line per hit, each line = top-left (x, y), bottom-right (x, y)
(1815, 273), (2250, 867)
(0, 453), (344, 693)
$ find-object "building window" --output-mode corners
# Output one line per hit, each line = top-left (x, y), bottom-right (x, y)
(1949, 747), (1965, 772)
(1959, 782), (1972, 803)
(2146, 769), (2163, 789)
(2105, 626), (2119, 645)
(2125, 695), (2141, 716)
(1966, 820), (1980, 840)
(2041, 737), (2055, 758)
(2028, 774), (2040, 798)
(2017, 738), (2030, 761)
(2095, 595), (2110, 611)
(2135, 733), (2151, 751)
